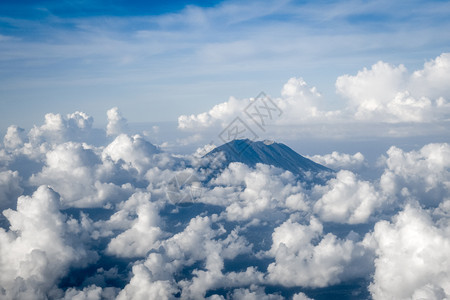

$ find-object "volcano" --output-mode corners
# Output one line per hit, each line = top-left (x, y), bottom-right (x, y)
(205, 139), (332, 177)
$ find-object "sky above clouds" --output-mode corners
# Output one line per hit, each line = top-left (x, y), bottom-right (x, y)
(1, 0), (450, 133)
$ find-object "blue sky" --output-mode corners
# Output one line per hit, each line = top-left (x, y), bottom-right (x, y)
(1, 0), (450, 131)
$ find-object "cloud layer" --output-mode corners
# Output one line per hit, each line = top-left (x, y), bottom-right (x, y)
(1, 102), (450, 298)
(178, 53), (450, 142)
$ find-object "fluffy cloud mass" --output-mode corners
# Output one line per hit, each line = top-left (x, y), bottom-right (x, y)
(1, 53), (450, 298)
(380, 143), (450, 207)
(364, 205), (450, 299)
(178, 53), (450, 138)
(0, 186), (95, 299)
(313, 170), (385, 224)
(266, 217), (362, 287)
(307, 152), (366, 171)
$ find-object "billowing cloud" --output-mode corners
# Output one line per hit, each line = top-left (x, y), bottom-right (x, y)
(178, 53), (450, 139)
(364, 205), (450, 299)
(336, 53), (450, 123)
(0, 186), (96, 299)
(28, 111), (95, 145)
(266, 217), (370, 287)
(118, 214), (254, 299)
(228, 285), (284, 300)
(313, 170), (385, 224)
(103, 134), (161, 176)
(292, 292), (314, 300)
(307, 151), (366, 171)
(204, 162), (308, 220)
(178, 96), (244, 130)
(106, 192), (162, 258)
(177, 76), (328, 132)
(3, 125), (26, 150)
(106, 107), (128, 137)
(380, 143), (450, 207)
(0, 106), (449, 299)
(29, 142), (133, 208)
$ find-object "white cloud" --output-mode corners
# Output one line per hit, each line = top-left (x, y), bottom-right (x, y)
(177, 77), (328, 132)
(277, 77), (332, 124)
(106, 107), (128, 137)
(116, 264), (178, 300)
(0, 186), (95, 299)
(118, 214), (254, 299)
(292, 292), (314, 300)
(336, 61), (408, 113)
(336, 53), (450, 123)
(3, 125), (26, 150)
(103, 134), (160, 176)
(229, 285), (284, 300)
(178, 53), (450, 139)
(364, 205), (450, 299)
(266, 217), (365, 287)
(28, 111), (95, 145)
(380, 143), (450, 207)
(30, 142), (133, 208)
(178, 96), (244, 130)
(313, 170), (385, 224)
(410, 53), (450, 100)
(1, 106), (450, 298)
(204, 162), (308, 221)
(63, 285), (103, 300)
(106, 192), (162, 258)
(307, 151), (366, 171)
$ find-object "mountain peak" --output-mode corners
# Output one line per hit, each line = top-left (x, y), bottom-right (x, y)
(205, 139), (332, 177)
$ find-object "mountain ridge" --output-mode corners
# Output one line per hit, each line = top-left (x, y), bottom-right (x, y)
(204, 139), (333, 177)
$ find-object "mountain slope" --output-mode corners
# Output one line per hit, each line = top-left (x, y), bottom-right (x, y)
(205, 139), (332, 177)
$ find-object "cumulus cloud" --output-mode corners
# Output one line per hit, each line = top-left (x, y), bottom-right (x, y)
(336, 53), (450, 122)
(28, 111), (95, 145)
(64, 285), (114, 300)
(178, 76), (328, 132)
(106, 192), (162, 258)
(313, 170), (385, 224)
(204, 162), (308, 220)
(116, 264), (178, 300)
(229, 285), (284, 300)
(0, 186), (95, 299)
(292, 292), (314, 300)
(118, 214), (254, 299)
(29, 142), (133, 208)
(364, 205), (450, 299)
(307, 151), (366, 171)
(410, 53), (450, 100)
(3, 126), (26, 150)
(266, 217), (368, 287)
(106, 107), (128, 137)
(103, 134), (160, 176)
(380, 143), (450, 207)
(178, 96), (243, 130)
(1, 104), (449, 299)
(178, 52), (450, 139)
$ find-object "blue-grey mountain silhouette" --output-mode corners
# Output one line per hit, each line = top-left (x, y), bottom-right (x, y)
(205, 139), (333, 178)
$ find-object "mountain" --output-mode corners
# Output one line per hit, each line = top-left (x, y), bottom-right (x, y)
(204, 139), (332, 177)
